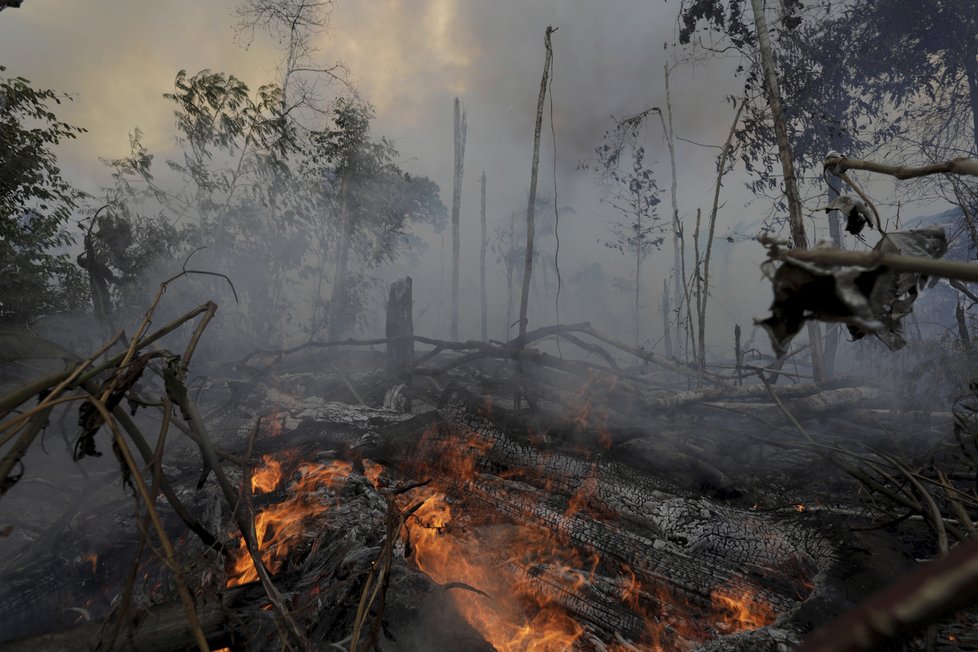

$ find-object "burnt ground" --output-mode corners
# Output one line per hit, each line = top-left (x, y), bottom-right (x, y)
(1, 347), (977, 651)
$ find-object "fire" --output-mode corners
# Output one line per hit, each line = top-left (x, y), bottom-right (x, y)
(224, 397), (788, 648)
(251, 454), (283, 494)
(227, 458), (352, 587)
(362, 459), (385, 488)
(404, 490), (585, 652)
(82, 552), (98, 574)
(795, 504), (806, 513)
(710, 588), (776, 632)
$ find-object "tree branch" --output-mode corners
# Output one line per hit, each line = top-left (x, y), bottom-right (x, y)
(824, 153), (978, 180)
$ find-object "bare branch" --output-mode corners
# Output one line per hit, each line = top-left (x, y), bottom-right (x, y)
(825, 153), (978, 180)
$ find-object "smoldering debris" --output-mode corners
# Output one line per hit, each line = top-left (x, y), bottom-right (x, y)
(2, 276), (978, 651)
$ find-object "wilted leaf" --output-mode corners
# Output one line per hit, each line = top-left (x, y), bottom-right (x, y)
(75, 352), (155, 461)
(826, 195), (873, 236)
(757, 227), (948, 356)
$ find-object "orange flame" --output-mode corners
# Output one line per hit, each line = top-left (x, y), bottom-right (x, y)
(710, 588), (776, 632)
(227, 458), (352, 587)
(362, 459), (385, 489)
(251, 454), (283, 494)
(404, 490), (585, 652)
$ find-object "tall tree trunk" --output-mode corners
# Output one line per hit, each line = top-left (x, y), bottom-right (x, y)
(962, 46), (978, 155)
(697, 99), (745, 374)
(451, 98), (467, 341)
(662, 277), (672, 358)
(822, 161), (844, 378)
(328, 178), (351, 340)
(518, 26), (554, 344)
(663, 60), (682, 359)
(750, 0), (825, 383)
(516, 25), (555, 408)
(634, 211), (642, 350)
(480, 171), (488, 342)
(505, 211), (516, 340)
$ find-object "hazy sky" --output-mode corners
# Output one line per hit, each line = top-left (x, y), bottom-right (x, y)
(0, 0), (910, 350)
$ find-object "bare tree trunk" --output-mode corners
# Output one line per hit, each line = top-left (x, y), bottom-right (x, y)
(697, 99), (745, 373)
(663, 60), (682, 358)
(505, 211), (516, 340)
(750, 0), (824, 382)
(516, 25), (555, 408)
(662, 277), (672, 358)
(634, 199), (642, 350)
(386, 276), (414, 376)
(961, 44), (978, 155)
(691, 207), (702, 364)
(956, 302), (974, 353)
(822, 162), (845, 378)
(451, 98), (467, 341)
(480, 171), (488, 342)
(518, 26), (554, 344)
(734, 323), (744, 385)
(328, 177), (351, 340)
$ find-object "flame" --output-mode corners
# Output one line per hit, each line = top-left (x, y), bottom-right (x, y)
(224, 399), (787, 647)
(398, 414), (783, 650)
(404, 490), (585, 652)
(227, 458), (352, 587)
(251, 454), (284, 494)
(710, 588), (775, 632)
(362, 459), (385, 488)
(82, 553), (97, 574)
(795, 504), (806, 513)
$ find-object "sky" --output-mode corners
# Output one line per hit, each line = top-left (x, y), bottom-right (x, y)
(0, 0), (921, 353)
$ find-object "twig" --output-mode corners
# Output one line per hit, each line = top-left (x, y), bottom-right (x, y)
(103, 396), (177, 649)
(0, 303), (211, 421)
(169, 374), (311, 649)
(84, 394), (210, 652)
(0, 330), (123, 438)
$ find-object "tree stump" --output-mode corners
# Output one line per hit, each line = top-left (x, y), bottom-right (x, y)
(386, 277), (414, 378)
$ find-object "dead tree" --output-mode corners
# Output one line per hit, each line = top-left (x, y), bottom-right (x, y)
(480, 171), (488, 342)
(750, 0), (825, 382)
(516, 26), (555, 406)
(663, 57), (681, 359)
(696, 98), (745, 373)
(386, 277), (414, 377)
(451, 97), (467, 341)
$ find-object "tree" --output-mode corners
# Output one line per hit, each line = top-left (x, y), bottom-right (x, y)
(679, 0), (838, 379)
(450, 97), (467, 340)
(308, 98), (447, 339)
(0, 67), (88, 325)
(104, 69), (309, 344)
(590, 135), (664, 349)
(234, 0), (349, 113)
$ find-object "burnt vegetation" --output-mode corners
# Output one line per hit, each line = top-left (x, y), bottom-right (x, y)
(4, 1), (978, 651)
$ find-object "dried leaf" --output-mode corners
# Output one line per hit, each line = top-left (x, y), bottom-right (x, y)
(74, 352), (154, 460)
(757, 228), (947, 356)
(826, 195), (873, 235)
